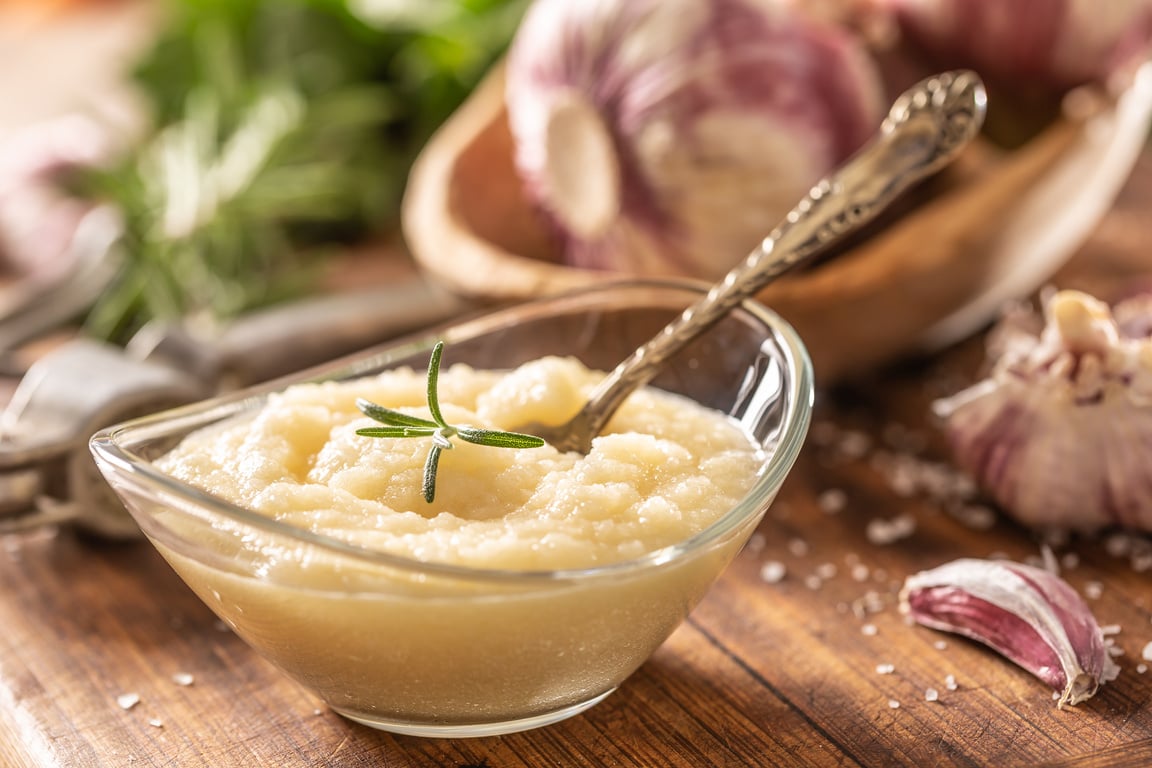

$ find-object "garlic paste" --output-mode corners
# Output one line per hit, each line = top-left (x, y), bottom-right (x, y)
(157, 356), (762, 570)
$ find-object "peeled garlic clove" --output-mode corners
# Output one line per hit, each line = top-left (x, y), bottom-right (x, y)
(900, 558), (1120, 707)
(933, 289), (1152, 533)
(505, 0), (884, 280)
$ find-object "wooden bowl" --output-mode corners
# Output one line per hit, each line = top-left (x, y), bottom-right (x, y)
(402, 61), (1152, 384)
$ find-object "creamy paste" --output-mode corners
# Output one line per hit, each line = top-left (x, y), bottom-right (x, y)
(158, 356), (762, 570)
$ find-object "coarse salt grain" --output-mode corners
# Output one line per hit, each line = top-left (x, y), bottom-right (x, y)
(1137, 664), (1148, 674)
(760, 561), (787, 583)
(876, 663), (895, 675)
(745, 533), (766, 553)
(788, 538), (809, 557)
(934, 640), (948, 651)
(1142, 641), (1152, 662)
(1105, 534), (1132, 558)
(1084, 581), (1104, 600)
(838, 429), (873, 459)
(172, 672), (194, 687)
(944, 674), (958, 691)
(816, 562), (838, 580)
(817, 489), (847, 514)
(117, 693), (140, 711)
(148, 718), (164, 728)
(851, 564), (871, 582)
(861, 623), (878, 636)
(888, 699), (900, 709)
(804, 575), (824, 590)
(949, 503), (996, 531)
(924, 688), (939, 702)
(1061, 552), (1080, 570)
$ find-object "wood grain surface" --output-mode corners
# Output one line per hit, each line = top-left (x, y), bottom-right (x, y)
(2, 162), (1152, 768)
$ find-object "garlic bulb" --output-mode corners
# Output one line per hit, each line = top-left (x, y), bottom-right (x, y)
(901, 558), (1120, 708)
(0, 115), (112, 279)
(877, 0), (1152, 88)
(505, 0), (885, 280)
(933, 289), (1152, 532)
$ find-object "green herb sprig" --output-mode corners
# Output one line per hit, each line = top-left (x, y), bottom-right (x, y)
(75, 0), (527, 343)
(356, 341), (545, 503)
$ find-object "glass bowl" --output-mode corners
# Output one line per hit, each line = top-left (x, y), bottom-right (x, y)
(89, 280), (813, 738)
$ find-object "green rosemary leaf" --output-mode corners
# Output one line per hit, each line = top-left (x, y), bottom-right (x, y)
(356, 398), (438, 429)
(425, 341), (448, 428)
(422, 443), (445, 503)
(355, 426), (436, 439)
(456, 428), (546, 449)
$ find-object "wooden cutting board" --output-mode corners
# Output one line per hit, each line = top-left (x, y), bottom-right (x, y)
(1, 159), (1151, 768)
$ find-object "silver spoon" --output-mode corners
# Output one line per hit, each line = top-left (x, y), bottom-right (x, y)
(524, 70), (987, 454)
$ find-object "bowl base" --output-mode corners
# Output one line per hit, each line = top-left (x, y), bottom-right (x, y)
(331, 688), (617, 738)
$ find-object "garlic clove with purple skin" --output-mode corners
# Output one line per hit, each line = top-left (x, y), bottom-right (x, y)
(505, 0), (885, 280)
(933, 289), (1152, 533)
(900, 558), (1120, 708)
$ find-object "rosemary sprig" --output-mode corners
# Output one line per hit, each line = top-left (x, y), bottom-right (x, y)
(356, 341), (545, 502)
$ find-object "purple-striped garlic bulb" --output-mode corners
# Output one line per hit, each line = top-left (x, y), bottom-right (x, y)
(0, 115), (113, 280)
(901, 558), (1120, 707)
(505, 0), (885, 280)
(933, 289), (1152, 533)
(877, 0), (1152, 89)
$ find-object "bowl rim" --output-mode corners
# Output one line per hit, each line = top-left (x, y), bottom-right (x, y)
(90, 279), (814, 585)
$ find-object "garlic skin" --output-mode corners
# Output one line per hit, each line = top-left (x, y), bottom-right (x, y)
(505, 0), (885, 280)
(901, 558), (1120, 708)
(933, 289), (1152, 533)
(878, 0), (1152, 88)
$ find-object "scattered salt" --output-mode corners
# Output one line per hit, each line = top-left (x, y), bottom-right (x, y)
(788, 538), (810, 557)
(1142, 641), (1152, 662)
(851, 564), (871, 582)
(172, 672), (194, 687)
(117, 693), (141, 711)
(866, 514), (916, 546)
(944, 674), (958, 691)
(924, 688), (939, 702)
(745, 533), (767, 554)
(888, 699), (901, 710)
(804, 575), (824, 591)
(876, 663), (895, 675)
(934, 640), (949, 651)
(1137, 664), (1148, 674)
(148, 718), (164, 728)
(1084, 581), (1104, 600)
(1061, 552), (1080, 570)
(760, 561), (787, 584)
(861, 623), (878, 637)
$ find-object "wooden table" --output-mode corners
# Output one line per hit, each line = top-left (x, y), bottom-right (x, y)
(3, 159), (1152, 768)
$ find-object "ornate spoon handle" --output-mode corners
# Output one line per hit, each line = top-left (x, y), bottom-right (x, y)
(547, 70), (986, 453)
